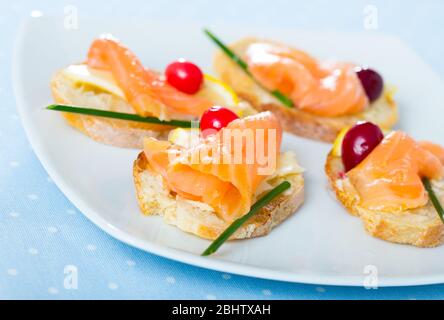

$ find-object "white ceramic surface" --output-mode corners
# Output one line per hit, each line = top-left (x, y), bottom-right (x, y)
(13, 16), (444, 286)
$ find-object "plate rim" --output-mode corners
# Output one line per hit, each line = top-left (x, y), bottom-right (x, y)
(12, 16), (444, 287)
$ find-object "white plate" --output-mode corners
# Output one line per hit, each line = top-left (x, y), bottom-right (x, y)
(14, 16), (444, 287)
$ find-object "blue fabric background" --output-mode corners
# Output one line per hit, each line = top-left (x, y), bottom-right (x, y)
(1, 0), (444, 299)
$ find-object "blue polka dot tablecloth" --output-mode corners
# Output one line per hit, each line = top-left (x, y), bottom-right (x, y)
(1, 0), (444, 299)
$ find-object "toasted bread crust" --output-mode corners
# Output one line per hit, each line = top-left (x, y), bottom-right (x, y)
(50, 68), (170, 148)
(133, 152), (304, 240)
(325, 152), (444, 247)
(214, 38), (398, 142)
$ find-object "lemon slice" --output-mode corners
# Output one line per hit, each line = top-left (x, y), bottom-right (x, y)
(331, 126), (350, 157)
(196, 74), (243, 113)
(384, 84), (397, 105)
(61, 64), (125, 99)
(168, 128), (201, 148)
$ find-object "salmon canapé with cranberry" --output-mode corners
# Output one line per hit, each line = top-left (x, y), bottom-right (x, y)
(211, 35), (398, 142)
(326, 121), (444, 247)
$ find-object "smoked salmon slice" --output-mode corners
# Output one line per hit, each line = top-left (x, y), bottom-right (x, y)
(419, 141), (444, 164)
(245, 42), (369, 117)
(143, 112), (282, 222)
(348, 131), (444, 212)
(86, 35), (213, 119)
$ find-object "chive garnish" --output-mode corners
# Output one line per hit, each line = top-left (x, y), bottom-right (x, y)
(204, 29), (250, 74)
(270, 89), (294, 108)
(203, 29), (294, 108)
(46, 104), (195, 128)
(423, 178), (444, 223)
(202, 181), (291, 256)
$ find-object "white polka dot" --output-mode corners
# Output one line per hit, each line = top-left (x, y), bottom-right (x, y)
(7, 268), (18, 276)
(86, 244), (97, 251)
(66, 209), (75, 215)
(206, 294), (217, 300)
(108, 282), (119, 290)
(316, 286), (326, 293)
(166, 276), (176, 284)
(8, 211), (19, 218)
(126, 260), (136, 267)
(28, 194), (38, 200)
(9, 161), (19, 168)
(28, 248), (39, 255)
(262, 289), (272, 296)
(30, 10), (43, 18)
(48, 287), (58, 294)
(222, 273), (231, 280)
(47, 226), (58, 233)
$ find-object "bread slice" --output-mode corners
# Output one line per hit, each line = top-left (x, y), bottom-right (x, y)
(325, 152), (444, 247)
(213, 38), (398, 142)
(50, 68), (170, 148)
(133, 152), (304, 240)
